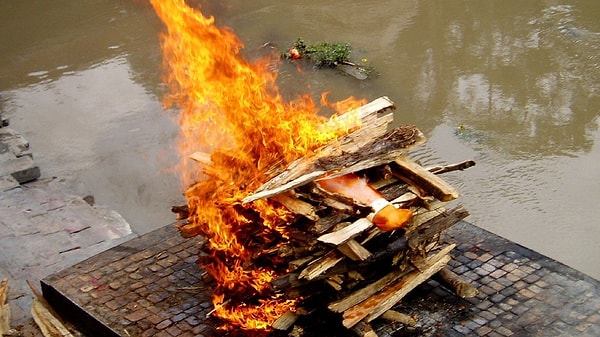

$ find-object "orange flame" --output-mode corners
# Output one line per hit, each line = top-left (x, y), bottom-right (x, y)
(150, 0), (365, 330)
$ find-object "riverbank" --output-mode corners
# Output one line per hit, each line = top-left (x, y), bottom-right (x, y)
(0, 123), (136, 335)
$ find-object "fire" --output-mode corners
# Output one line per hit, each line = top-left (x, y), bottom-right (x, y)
(150, 0), (366, 330)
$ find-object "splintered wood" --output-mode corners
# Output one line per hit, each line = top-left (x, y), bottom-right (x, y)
(187, 96), (476, 336)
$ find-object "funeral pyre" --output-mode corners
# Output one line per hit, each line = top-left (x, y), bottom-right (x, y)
(150, 0), (477, 336)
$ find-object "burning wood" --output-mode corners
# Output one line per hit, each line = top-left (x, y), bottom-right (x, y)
(175, 97), (475, 335)
(150, 0), (474, 333)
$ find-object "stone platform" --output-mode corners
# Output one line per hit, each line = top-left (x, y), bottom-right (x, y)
(41, 221), (600, 337)
(1, 123), (136, 332)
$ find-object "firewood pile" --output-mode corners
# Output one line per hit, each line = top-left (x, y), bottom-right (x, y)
(182, 97), (477, 336)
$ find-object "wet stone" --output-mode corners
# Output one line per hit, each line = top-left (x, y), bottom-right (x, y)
(129, 272), (144, 280)
(165, 325), (182, 336)
(155, 319), (172, 330)
(125, 308), (150, 322)
(148, 264), (161, 272)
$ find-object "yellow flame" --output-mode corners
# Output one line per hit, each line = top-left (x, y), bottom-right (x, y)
(150, 0), (365, 330)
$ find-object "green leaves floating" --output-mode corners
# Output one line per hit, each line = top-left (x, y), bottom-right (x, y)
(283, 38), (375, 79)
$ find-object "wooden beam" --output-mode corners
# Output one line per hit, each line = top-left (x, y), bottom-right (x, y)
(318, 218), (372, 246)
(341, 244), (455, 328)
(337, 239), (372, 261)
(270, 191), (319, 221)
(0, 279), (9, 335)
(434, 267), (479, 298)
(381, 310), (416, 326)
(299, 251), (344, 281)
(391, 155), (459, 202)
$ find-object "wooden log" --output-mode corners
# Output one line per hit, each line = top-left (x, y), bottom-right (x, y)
(390, 155), (459, 202)
(318, 218), (373, 246)
(337, 239), (372, 261)
(272, 310), (299, 330)
(434, 267), (479, 298)
(366, 247), (454, 323)
(406, 205), (469, 250)
(378, 159), (476, 202)
(328, 268), (410, 313)
(288, 256), (316, 272)
(0, 279), (10, 335)
(299, 251), (344, 280)
(330, 95), (396, 125)
(326, 275), (344, 291)
(31, 298), (74, 337)
(352, 321), (379, 337)
(270, 191), (319, 221)
(380, 310), (416, 326)
(425, 159), (476, 175)
(309, 212), (354, 235)
(243, 97), (397, 203)
(341, 244), (455, 328)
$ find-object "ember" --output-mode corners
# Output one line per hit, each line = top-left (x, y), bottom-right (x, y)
(150, 0), (476, 335)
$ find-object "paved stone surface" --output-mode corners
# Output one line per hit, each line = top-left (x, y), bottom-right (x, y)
(0, 124), (136, 334)
(42, 225), (215, 337)
(373, 222), (600, 337)
(42, 220), (600, 337)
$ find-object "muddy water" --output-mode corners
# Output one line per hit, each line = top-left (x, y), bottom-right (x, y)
(1, 1), (599, 280)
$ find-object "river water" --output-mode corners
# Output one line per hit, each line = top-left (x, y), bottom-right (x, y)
(1, 1), (599, 280)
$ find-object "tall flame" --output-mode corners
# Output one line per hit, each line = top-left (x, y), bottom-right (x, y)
(150, 0), (365, 330)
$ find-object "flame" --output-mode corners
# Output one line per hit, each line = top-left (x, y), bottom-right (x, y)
(150, 0), (366, 330)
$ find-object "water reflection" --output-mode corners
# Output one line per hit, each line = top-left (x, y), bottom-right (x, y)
(395, 2), (600, 158)
(0, 0), (163, 94)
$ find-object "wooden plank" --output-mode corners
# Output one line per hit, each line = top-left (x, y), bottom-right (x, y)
(31, 298), (75, 337)
(318, 218), (372, 246)
(299, 251), (344, 281)
(380, 310), (416, 326)
(271, 310), (299, 330)
(341, 244), (455, 328)
(366, 253), (451, 323)
(0, 279), (9, 335)
(391, 155), (459, 202)
(328, 269), (409, 313)
(270, 191), (319, 221)
(434, 267), (479, 298)
(337, 239), (372, 261)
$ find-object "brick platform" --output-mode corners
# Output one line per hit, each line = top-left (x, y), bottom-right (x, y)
(41, 221), (600, 337)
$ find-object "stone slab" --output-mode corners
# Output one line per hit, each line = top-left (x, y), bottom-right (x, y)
(0, 177), (136, 330)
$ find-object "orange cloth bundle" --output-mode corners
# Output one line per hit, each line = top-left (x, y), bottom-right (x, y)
(316, 173), (412, 231)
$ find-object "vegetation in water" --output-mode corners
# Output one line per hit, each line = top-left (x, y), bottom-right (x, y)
(283, 38), (376, 78)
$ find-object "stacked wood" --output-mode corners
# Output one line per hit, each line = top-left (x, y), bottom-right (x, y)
(187, 97), (477, 336)
(0, 279), (10, 336)
(28, 281), (74, 337)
